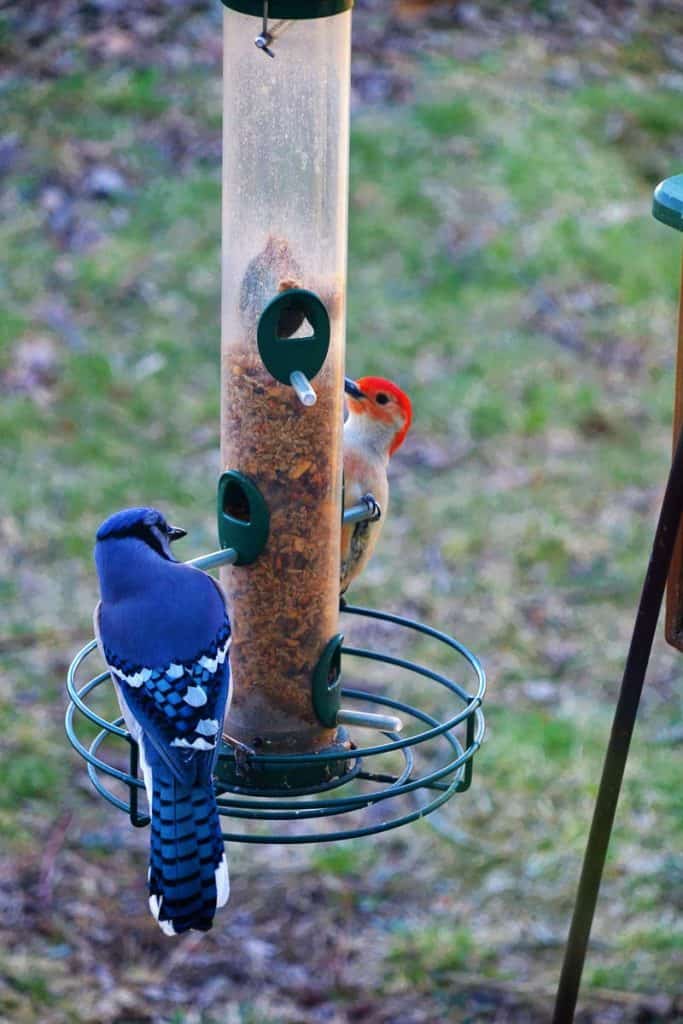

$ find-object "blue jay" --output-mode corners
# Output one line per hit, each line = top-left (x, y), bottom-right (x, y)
(93, 507), (231, 935)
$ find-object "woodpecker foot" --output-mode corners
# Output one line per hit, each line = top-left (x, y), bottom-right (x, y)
(339, 594), (348, 610)
(361, 493), (382, 522)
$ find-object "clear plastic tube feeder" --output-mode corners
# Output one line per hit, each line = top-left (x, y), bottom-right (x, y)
(219, 0), (353, 787)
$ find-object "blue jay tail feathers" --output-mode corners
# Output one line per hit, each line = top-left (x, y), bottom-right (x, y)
(149, 765), (228, 935)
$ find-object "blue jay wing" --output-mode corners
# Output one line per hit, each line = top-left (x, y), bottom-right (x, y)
(102, 616), (232, 787)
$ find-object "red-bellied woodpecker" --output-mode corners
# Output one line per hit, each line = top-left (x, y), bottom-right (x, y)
(341, 376), (412, 596)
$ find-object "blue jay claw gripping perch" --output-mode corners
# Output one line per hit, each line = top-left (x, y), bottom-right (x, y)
(65, 0), (486, 850)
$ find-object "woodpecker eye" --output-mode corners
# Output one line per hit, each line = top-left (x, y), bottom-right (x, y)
(375, 393), (389, 405)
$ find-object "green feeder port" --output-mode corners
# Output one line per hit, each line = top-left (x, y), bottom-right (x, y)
(257, 288), (331, 394)
(217, 470), (270, 565)
(311, 632), (344, 728)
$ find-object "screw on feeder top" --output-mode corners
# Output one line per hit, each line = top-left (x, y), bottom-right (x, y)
(255, 1), (277, 57)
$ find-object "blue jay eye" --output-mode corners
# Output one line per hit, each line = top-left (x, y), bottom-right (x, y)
(376, 393), (389, 405)
(145, 527), (169, 559)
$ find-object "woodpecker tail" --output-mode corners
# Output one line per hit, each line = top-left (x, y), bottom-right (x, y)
(148, 763), (229, 935)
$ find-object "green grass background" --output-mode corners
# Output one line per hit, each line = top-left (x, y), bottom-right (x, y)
(1, 5), (682, 1021)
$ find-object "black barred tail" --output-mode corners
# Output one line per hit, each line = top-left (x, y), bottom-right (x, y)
(148, 764), (229, 935)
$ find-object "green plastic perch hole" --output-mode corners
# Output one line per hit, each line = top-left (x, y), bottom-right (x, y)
(257, 289), (330, 389)
(218, 633), (354, 795)
(217, 470), (270, 565)
(312, 633), (344, 728)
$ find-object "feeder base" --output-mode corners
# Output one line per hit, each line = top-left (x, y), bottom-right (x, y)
(65, 604), (485, 844)
(214, 729), (355, 794)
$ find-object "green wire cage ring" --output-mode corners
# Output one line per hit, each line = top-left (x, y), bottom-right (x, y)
(65, 605), (486, 844)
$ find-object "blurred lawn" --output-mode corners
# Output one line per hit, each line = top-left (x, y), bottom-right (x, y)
(1, 7), (683, 1023)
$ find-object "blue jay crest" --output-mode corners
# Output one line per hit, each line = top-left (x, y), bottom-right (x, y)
(93, 507), (232, 935)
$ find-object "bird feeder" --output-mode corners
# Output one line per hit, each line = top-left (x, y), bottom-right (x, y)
(219, 0), (352, 779)
(66, 0), (486, 843)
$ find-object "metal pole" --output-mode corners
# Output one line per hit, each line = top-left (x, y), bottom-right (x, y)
(664, 259), (683, 648)
(552, 426), (683, 1022)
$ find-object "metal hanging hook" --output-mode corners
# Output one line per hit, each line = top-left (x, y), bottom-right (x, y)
(254, 2), (293, 59)
(255, 1), (275, 57)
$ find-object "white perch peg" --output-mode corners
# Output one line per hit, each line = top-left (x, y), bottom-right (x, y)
(290, 370), (317, 407)
(186, 548), (239, 571)
(336, 708), (404, 733)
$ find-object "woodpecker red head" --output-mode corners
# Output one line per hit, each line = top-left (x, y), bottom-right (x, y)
(344, 376), (412, 458)
(340, 376), (412, 595)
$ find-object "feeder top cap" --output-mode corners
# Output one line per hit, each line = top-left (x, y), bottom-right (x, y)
(221, 0), (352, 17)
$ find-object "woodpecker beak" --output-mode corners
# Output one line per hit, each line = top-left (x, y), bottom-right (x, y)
(344, 377), (365, 400)
(167, 525), (187, 542)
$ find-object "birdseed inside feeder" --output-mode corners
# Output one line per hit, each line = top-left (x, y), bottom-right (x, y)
(219, 0), (353, 783)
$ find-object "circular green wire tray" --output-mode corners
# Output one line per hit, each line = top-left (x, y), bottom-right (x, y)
(65, 605), (486, 844)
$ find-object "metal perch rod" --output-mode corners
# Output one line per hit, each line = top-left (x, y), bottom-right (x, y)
(187, 548), (239, 571)
(342, 503), (376, 526)
(290, 370), (317, 407)
(336, 708), (403, 732)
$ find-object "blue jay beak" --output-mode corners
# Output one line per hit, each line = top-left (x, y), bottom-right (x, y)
(344, 377), (365, 400)
(167, 525), (187, 542)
